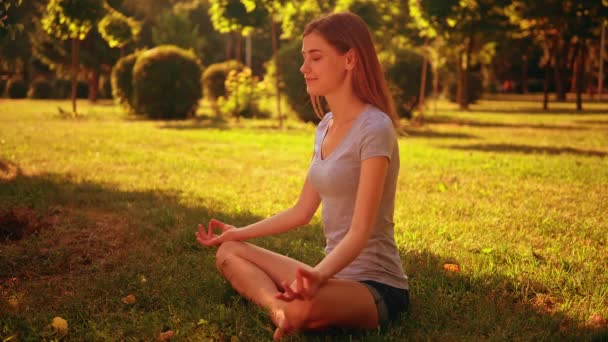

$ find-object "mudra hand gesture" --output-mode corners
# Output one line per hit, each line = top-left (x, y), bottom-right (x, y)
(276, 267), (324, 302)
(195, 218), (236, 247)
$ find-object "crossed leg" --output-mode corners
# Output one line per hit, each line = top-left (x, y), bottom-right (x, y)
(214, 241), (378, 340)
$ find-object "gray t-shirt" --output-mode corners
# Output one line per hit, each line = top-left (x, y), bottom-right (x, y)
(308, 104), (408, 290)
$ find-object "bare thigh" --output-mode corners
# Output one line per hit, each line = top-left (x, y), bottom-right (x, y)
(217, 241), (312, 288)
(293, 278), (379, 330)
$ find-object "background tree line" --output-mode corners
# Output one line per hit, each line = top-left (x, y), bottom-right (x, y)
(1, 0), (606, 121)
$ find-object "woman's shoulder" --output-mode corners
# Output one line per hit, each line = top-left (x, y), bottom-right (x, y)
(359, 105), (395, 133)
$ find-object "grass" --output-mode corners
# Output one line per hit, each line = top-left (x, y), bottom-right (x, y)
(0, 96), (607, 340)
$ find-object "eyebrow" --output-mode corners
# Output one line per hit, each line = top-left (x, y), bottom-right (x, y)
(301, 49), (323, 55)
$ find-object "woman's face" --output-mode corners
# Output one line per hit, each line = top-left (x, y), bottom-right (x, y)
(300, 32), (349, 96)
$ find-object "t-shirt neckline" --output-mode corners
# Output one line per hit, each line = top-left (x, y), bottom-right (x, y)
(319, 104), (370, 162)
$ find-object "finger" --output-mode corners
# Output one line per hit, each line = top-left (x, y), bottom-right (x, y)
(198, 224), (207, 238)
(296, 271), (304, 294)
(209, 218), (225, 235)
(281, 280), (299, 300)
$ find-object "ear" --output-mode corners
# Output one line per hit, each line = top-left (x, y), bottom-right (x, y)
(344, 49), (357, 71)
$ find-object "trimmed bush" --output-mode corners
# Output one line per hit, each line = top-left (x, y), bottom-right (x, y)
(217, 67), (268, 119)
(202, 60), (244, 101)
(385, 48), (433, 119)
(448, 72), (482, 104)
(277, 40), (316, 123)
(76, 81), (88, 99)
(7, 78), (27, 98)
(100, 76), (112, 99)
(132, 45), (203, 119)
(0, 78), (6, 97)
(111, 52), (139, 112)
(28, 79), (53, 99)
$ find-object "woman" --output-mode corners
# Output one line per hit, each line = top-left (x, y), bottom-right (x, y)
(196, 12), (409, 340)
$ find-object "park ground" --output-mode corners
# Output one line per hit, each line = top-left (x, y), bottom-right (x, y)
(0, 96), (607, 340)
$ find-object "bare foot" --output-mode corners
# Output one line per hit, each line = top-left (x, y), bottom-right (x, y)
(270, 307), (293, 341)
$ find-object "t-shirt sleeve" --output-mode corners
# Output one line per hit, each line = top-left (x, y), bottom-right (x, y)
(359, 119), (396, 161)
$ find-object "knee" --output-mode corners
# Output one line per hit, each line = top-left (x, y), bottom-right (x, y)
(215, 241), (242, 271)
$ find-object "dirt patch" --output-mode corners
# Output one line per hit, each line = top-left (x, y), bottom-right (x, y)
(0, 208), (56, 242)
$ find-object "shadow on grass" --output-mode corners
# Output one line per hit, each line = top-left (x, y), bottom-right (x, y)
(426, 115), (594, 131)
(400, 128), (478, 140)
(0, 162), (605, 340)
(470, 107), (608, 115)
(444, 143), (607, 158)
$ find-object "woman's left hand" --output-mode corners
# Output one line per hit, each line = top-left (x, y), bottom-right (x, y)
(276, 268), (324, 302)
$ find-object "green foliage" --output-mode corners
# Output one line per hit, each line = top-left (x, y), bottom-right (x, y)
(202, 60), (245, 101)
(152, 11), (204, 52)
(98, 7), (140, 49)
(0, 0), (24, 40)
(276, 40), (315, 123)
(111, 52), (138, 112)
(385, 48), (433, 118)
(6, 78), (27, 98)
(132, 45), (203, 119)
(448, 72), (483, 104)
(208, 0), (268, 35)
(217, 67), (269, 119)
(27, 78), (53, 99)
(42, 0), (105, 41)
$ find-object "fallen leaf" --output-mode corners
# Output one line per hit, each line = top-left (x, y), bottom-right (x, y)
(121, 294), (136, 304)
(588, 314), (606, 328)
(443, 263), (461, 273)
(51, 316), (68, 334)
(159, 330), (175, 341)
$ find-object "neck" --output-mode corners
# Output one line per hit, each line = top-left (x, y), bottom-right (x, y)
(325, 80), (366, 125)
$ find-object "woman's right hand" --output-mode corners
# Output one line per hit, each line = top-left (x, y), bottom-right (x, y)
(195, 218), (236, 247)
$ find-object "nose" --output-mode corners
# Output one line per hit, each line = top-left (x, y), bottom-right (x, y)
(300, 59), (309, 74)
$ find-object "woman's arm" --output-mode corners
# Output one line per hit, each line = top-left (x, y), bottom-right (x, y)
(313, 156), (389, 282)
(230, 175), (321, 241)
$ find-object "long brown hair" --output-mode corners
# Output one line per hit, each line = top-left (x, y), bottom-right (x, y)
(303, 12), (399, 127)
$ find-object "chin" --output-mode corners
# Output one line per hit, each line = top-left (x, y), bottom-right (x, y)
(305, 86), (326, 97)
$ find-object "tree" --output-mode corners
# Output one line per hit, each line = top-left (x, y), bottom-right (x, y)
(98, 6), (140, 56)
(42, 0), (105, 114)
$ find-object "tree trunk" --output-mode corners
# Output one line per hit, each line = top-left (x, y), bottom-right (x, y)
(71, 38), (80, 115)
(554, 39), (568, 101)
(271, 15), (283, 129)
(226, 34), (233, 60)
(460, 33), (474, 110)
(88, 70), (99, 103)
(543, 44), (552, 110)
(521, 54), (528, 93)
(419, 38), (429, 117)
(457, 51), (463, 107)
(576, 40), (586, 111)
(235, 34), (242, 63)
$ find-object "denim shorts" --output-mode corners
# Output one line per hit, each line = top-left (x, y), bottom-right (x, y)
(360, 280), (409, 327)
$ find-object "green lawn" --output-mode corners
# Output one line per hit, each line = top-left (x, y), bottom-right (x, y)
(0, 97), (607, 340)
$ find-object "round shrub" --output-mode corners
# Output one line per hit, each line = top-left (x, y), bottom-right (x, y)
(76, 81), (88, 99)
(132, 45), (203, 119)
(385, 48), (433, 119)
(277, 40), (317, 123)
(202, 60), (244, 101)
(7, 78), (27, 98)
(52, 79), (71, 98)
(111, 52), (139, 112)
(448, 72), (482, 104)
(28, 79), (53, 99)
(99, 76), (112, 99)
(0, 78), (6, 97)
